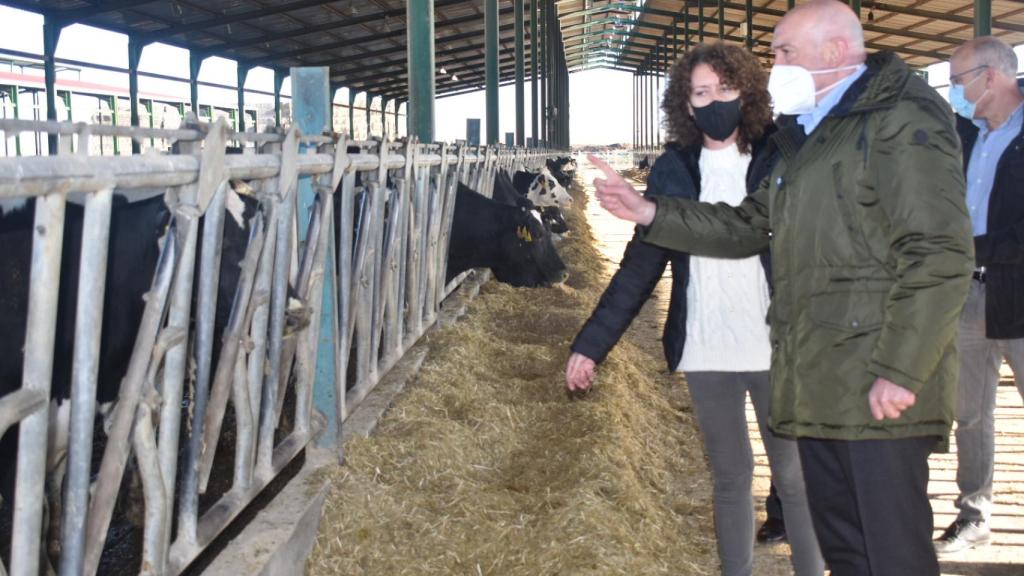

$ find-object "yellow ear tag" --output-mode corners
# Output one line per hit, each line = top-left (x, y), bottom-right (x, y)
(516, 225), (533, 243)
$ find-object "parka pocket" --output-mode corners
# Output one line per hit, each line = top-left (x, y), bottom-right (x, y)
(808, 290), (887, 333)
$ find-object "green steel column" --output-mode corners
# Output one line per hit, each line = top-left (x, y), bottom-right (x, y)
(531, 0), (539, 146)
(485, 0), (499, 144)
(540, 0), (547, 147)
(365, 92), (373, 137)
(746, 0), (753, 50)
(43, 16), (63, 154)
(406, 0), (435, 142)
(237, 64), (250, 133)
(975, 0), (992, 37)
(348, 90), (357, 138)
(788, 0), (795, 9)
(640, 69), (646, 148)
(718, 0), (725, 40)
(849, 0), (861, 17)
(189, 51), (204, 117)
(274, 69), (286, 127)
(128, 36), (146, 153)
(685, 3), (691, 51)
(110, 95), (120, 155)
(381, 97), (389, 139)
(633, 74), (637, 151)
(698, 0), (705, 43)
(514, 0), (525, 146)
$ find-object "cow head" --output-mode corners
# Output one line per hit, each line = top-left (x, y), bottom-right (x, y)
(527, 167), (573, 209)
(492, 206), (568, 287)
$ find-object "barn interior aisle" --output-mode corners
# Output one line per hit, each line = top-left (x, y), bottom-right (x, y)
(307, 164), (787, 575)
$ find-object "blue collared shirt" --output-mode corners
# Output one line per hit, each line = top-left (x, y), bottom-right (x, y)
(797, 65), (868, 135)
(966, 102), (1024, 236)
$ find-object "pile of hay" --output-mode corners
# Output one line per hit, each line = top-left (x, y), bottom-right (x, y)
(308, 181), (721, 575)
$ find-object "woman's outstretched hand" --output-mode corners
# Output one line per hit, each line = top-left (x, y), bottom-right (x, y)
(587, 154), (657, 226)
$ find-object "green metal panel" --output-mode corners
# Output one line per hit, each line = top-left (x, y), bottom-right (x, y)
(975, 0), (992, 37)
(514, 0), (525, 146)
(485, 0), (499, 144)
(406, 0), (435, 142)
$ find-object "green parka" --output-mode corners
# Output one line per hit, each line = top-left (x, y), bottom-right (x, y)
(640, 51), (974, 443)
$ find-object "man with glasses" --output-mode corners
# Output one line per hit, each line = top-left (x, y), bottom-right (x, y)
(934, 36), (1024, 555)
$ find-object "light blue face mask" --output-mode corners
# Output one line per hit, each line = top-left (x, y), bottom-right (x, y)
(949, 72), (987, 120)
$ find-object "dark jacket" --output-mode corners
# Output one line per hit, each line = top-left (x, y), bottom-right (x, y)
(956, 79), (1024, 339)
(571, 131), (779, 372)
(640, 51), (973, 442)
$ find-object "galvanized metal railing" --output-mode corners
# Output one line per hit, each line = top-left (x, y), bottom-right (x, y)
(0, 116), (565, 575)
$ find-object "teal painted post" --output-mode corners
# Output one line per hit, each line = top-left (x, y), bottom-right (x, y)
(849, 0), (861, 17)
(290, 67), (339, 448)
(975, 0), (992, 36)
(237, 65), (250, 133)
(514, 0), (525, 146)
(43, 16), (63, 154)
(380, 97), (389, 139)
(485, 0), (499, 144)
(406, 0), (435, 142)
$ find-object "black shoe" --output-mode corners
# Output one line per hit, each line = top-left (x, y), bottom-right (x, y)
(934, 519), (990, 554)
(756, 517), (787, 544)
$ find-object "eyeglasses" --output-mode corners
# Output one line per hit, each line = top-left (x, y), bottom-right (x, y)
(949, 65), (989, 86)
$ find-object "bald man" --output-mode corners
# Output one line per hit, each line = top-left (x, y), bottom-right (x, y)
(588, 1), (972, 574)
(934, 36), (1024, 555)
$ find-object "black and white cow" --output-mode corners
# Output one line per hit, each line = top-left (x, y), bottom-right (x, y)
(512, 167), (573, 209)
(0, 182), (270, 566)
(545, 157), (576, 188)
(446, 182), (567, 287)
(492, 170), (569, 237)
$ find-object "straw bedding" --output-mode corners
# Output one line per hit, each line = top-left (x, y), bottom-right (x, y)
(307, 178), (731, 575)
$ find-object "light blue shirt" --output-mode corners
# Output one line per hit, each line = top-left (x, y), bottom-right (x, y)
(965, 102), (1024, 236)
(797, 65), (867, 135)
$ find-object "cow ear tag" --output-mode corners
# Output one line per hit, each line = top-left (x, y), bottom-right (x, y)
(516, 225), (533, 243)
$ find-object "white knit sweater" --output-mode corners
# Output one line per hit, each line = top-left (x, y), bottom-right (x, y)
(678, 143), (772, 373)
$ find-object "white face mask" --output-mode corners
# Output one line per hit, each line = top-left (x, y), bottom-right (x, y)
(768, 64), (862, 115)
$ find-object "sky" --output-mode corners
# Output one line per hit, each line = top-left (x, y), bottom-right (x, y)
(0, 5), (1021, 147)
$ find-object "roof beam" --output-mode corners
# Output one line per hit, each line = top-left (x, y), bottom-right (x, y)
(245, 4), (517, 66)
(55, 0), (159, 22)
(143, 0), (341, 42)
(860, 1), (1024, 34)
(183, 0), (474, 52)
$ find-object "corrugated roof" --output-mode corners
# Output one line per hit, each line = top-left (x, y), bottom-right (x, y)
(557, 1), (1024, 73)
(2, 0), (1022, 101)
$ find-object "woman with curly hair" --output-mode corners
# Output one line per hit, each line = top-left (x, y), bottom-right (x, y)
(566, 42), (823, 576)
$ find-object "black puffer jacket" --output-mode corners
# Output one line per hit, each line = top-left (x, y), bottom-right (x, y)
(957, 79), (1024, 339)
(571, 131), (779, 371)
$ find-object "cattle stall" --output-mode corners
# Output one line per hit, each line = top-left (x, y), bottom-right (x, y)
(0, 114), (563, 576)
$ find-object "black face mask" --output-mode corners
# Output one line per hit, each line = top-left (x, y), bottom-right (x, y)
(692, 99), (742, 142)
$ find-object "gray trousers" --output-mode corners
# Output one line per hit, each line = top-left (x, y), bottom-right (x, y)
(954, 280), (1024, 522)
(686, 371), (824, 576)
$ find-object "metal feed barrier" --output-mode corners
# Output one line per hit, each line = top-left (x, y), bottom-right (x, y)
(0, 116), (563, 576)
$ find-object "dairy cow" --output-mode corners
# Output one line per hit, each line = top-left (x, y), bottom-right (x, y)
(446, 182), (567, 287)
